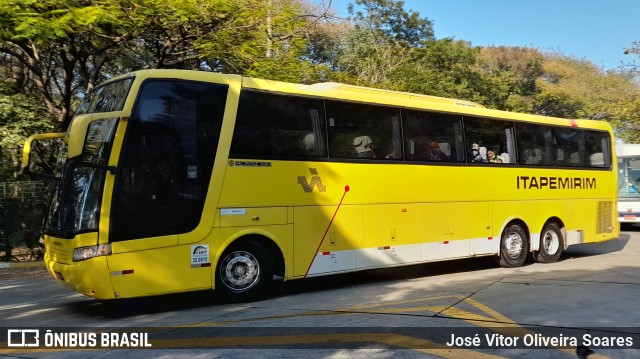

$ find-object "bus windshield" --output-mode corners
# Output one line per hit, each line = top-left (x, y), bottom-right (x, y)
(45, 78), (132, 238)
(618, 156), (640, 199)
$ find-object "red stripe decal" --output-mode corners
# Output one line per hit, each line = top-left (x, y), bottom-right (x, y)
(305, 185), (350, 277)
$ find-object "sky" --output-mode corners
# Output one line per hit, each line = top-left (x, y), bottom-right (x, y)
(327, 0), (639, 70)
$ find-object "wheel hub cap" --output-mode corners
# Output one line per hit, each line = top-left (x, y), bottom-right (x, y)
(543, 231), (560, 255)
(221, 251), (260, 291)
(506, 233), (523, 258)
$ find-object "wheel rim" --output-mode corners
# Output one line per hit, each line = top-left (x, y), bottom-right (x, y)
(505, 232), (524, 259)
(220, 250), (261, 292)
(542, 230), (560, 255)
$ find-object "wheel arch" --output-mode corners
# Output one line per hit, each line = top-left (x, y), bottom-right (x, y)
(213, 230), (286, 279)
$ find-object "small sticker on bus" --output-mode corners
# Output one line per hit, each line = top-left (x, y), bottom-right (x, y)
(220, 208), (246, 215)
(191, 244), (210, 266)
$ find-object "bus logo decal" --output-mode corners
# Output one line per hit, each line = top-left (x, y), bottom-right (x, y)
(298, 168), (326, 192)
(516, 176), (596, 189)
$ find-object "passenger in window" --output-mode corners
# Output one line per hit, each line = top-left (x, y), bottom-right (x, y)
(524, 149), (536, 164)
(303, 133), (315, 155)
(354, 136), (375, 158)
(428, 141), (447, 161)
(469, 143), (484, 163)
(486, 149), (503, 163)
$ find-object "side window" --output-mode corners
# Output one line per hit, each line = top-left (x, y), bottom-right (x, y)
(77, 78), (133, 115)
(515, 123), (553, 166)
(111, 80), (227, 242)
(553, 128), (584, 167)
(326, 101), (402, 160)
(231, 91), (326, 158)
(585, 131), (611, 168)
(463, 117), (515, 164)
(402, 110), (463, 162)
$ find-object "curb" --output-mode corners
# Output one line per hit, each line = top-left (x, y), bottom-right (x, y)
(0, 261), (45, 269)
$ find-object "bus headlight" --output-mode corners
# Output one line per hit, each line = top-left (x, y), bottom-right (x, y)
(73, 244), (112, 261)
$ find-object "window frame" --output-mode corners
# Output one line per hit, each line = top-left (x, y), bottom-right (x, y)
(227, 89), (613, 170)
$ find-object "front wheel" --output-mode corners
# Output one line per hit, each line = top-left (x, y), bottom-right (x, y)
(533, 222), (563, 263)
(497, 223), (529, 268)
(216, 239), (274, 302)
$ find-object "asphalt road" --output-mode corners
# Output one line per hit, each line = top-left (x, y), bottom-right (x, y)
(1, 228), (639, 359)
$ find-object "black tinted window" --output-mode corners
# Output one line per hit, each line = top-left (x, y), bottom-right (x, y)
(553, 127), (584, 167)
(326, 101), (402, 160)
(515, 123), (553, 166)
(585, 131), (611, 168)
(111, 80), (227, 241)
(231, 91), (326, 158)
(463, 117), (515, 164)
(402, 110), (463, 162)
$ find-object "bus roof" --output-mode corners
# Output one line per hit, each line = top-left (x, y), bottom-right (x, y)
(307, 82), (484, 108)
(119, 69), (614, 134)
(616, 144), (640, 157)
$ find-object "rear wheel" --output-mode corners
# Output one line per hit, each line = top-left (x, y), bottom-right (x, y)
(216, 239), (274, 302)
(534, 222), (563, 263)
(497, 223), (529, 268)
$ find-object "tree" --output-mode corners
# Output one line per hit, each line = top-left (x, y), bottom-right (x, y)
(0, 0), (132, 126)
(388, 38), (503, 107)
(0, 0), (261, 127)
(0, 0), (340, 129)
(536, 55), (640, 139)
(623, 40), (640, 76)
(233, 0), (336, 83)
(477, 46), (640, 142)
(0, 80), (58, 182)
(478, 46), (544, 112)
(334, 0), (434, 85)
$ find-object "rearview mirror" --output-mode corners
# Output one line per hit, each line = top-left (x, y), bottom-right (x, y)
(21, 133), (66, 178)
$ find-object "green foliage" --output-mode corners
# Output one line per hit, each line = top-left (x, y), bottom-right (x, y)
(0, 83), (58, 182)
(623, 40), (640, 77)
(350, 0), (434, 47)
(476, 46), (640, 141)
(335, 0), (434, 85)
(387, 38), (504, 107)
(533, 55), (640, 140)
(245, 58), (333, 83)
(478, 47), (544, 112)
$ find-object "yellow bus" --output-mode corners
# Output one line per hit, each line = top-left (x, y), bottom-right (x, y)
(22, 69), (619, 301)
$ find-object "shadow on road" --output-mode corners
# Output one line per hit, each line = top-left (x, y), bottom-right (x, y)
(564, 234), (630, 257)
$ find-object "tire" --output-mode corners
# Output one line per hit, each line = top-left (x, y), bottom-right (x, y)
(216, 239), (274, 302)
(497, 223), (529, 268)
(533, 222), (563, 263)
